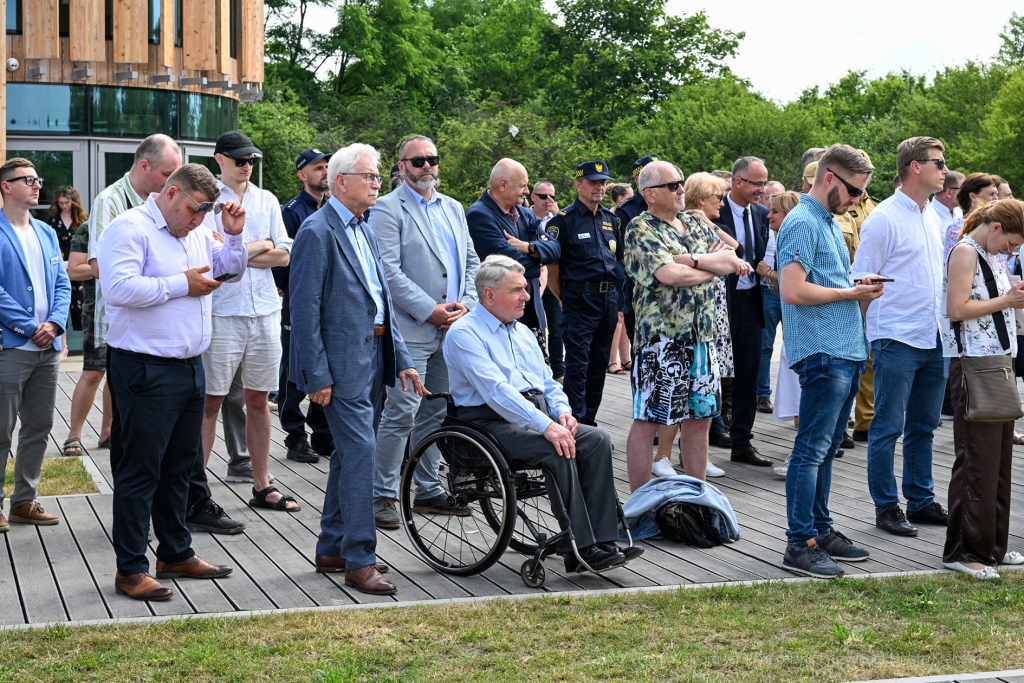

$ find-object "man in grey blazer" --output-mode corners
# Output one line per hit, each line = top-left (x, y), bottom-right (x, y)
(289, 143), (425, 596)
(369, 135), (481, 529)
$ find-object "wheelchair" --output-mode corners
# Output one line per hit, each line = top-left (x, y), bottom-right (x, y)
(398, 393), (634, 588)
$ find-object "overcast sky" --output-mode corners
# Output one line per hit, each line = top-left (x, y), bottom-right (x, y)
(689, 0), (1019, 102)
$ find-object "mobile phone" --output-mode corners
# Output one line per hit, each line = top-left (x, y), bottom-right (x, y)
(213, 272), (238, 282)
(861, 277), (894, 284)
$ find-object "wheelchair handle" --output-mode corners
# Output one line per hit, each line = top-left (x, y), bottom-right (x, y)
(425, 392), (456, 415)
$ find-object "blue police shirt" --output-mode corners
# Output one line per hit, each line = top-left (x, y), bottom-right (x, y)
(546, 197), (619, 283)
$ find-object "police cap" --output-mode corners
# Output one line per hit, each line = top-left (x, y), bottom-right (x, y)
(295, 148), (331, 171)
(390, 163), (401, 179)
(631, 155), (662, 179)
(575, 161), (612, 181)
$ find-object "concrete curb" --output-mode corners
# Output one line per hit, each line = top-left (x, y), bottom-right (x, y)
(79, 455), (112, 495)
(845, 668), (1024, 683)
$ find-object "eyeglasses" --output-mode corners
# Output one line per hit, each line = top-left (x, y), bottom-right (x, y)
(948, 186), (961, 192)
(647, 180), (684, 192)
(341, 172), (384, 184)
(826, 167), (865, 198)
(228, 157), (258, 167)
(533, 193), (554, 200)
(180, 187), (224, 214)
(401, 156), (440, 168)
(905, 158), (946, 170)
(4, 175), (44, 187)
(738, 176), (768, 189)
(712, 193), (725, 202)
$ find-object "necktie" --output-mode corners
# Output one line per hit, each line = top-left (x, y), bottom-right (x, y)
(742, 206), (755, 265)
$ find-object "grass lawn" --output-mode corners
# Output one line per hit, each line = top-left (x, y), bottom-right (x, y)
(4, 457), (96, 497)
(2, 573), (1023, 682)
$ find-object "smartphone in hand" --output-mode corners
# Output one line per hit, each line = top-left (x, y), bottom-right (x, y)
(213, 272), (238, 282)
(859, 277), (894, 284)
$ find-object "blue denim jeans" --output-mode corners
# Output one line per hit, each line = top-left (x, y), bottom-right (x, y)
(866, 334), (946, 515)
(785, 353), (861, 545)
(758, 287), (783, 398)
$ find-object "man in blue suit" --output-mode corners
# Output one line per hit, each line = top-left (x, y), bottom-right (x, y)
(0, 158), (71, 529)
(714, 156), (773, 468)
(466, 159), (560, 352)
(289, 143), (425, 596)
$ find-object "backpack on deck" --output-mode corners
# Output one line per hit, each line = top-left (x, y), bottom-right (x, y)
(655, 502), (725, 547)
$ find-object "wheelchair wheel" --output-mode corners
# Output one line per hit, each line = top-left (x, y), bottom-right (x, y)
(481, 469), (564, 556)
(400, 427), (517, 576)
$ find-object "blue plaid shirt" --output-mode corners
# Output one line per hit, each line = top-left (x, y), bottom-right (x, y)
(776, 194), (868, 365)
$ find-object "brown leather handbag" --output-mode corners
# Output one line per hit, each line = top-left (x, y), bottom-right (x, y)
(952, 254), (1024, 423)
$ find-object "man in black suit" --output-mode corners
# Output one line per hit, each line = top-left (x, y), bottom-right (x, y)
(715, 156), (773, 467)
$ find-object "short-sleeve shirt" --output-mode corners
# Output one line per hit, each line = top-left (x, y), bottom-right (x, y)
(776, 194), (868, 365)
(69, 223), (95, 318)
(624, 210), (719, 350)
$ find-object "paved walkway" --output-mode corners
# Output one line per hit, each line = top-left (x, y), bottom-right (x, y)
(2, 365), (1023, 628)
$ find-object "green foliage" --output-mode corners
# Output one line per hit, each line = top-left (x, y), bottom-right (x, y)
(978, 67), (1024, 192)
(998, 12), (1024, 65)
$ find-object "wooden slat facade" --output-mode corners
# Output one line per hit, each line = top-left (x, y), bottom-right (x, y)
(216, 0), (231, 75)
(239, 0), (262, 82)
(22, 0), (60, 59)
(111, 0), (146, 64)
(181, 0), (216, 72)
(157, 0), (175, 68)
(69, 0), (105, 63)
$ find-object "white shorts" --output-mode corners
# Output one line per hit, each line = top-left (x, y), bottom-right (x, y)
(203, 313), (282, 395)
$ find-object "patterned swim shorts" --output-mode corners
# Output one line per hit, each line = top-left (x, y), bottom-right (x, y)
(631, 336), (720, 424)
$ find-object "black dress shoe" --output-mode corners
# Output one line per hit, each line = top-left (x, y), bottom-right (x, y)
(708, 426), (732, 449)
(599, 542), (644, 563)
(287, 441), (320, 463)
(311, 439), (336, 458)
(756, 397), (773, 413)
(852, 429), (868, 442)
(564, 544), (626, 572)
(876, 504), (918, 537)
(835, 449), (844, 458)
(186, 501), (246, 535)
(841, 432), (855, 449)
(730, 446), (772, 466)
(906, 502), (948, 526)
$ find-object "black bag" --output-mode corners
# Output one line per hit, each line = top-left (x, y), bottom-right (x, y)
(655, 502), (724, 547)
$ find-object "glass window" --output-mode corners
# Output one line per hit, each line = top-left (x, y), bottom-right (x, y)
(103, 152), (136, 189)
(92, 87), (177, 138)
(180, 92), (238, 141)
(11, 151), (75, 209)
(6, 84), (87, 134)
(189, 155), (221, 179)
(149, 0), (160, 43)
(105, 0), (112, 39)
(7, 0), (21, 34)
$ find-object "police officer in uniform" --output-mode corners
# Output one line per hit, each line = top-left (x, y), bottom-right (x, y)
(614, 155), (661, 348)
(546, 161), (619, 425)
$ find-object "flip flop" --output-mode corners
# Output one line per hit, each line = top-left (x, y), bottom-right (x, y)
(62, 437), (85, 457)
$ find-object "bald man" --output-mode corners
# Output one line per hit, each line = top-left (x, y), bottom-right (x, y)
(465, 159), (561, 348)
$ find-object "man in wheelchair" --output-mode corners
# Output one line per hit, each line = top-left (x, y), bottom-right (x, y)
(443, 254), (643, 572)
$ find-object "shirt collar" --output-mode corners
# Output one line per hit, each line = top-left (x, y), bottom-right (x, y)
(404, 182), (439, 206)
(799, 193), (833, 222)
(216, 180), (241, 202)
(144, 195), (170, 233)
(893, 188), (926, 214)
(298, 188), (322, 209)
(328, 195), (357, 226)
(475, 304), (514, 334)
(121, 172), (144, 205)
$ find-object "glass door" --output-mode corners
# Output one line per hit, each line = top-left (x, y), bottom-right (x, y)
(6, 137), (89, 213)
(93, 141), (143, 206)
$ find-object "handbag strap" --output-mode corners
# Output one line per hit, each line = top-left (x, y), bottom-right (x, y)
(951, 244), (1010, 355)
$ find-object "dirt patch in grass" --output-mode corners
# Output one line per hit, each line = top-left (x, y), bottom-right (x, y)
(4, 456), (96, 497)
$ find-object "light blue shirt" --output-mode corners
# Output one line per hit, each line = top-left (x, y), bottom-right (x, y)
(443, 305), (571, 433)
(413, 185), (461, 305)
(328, 195), (386, 325)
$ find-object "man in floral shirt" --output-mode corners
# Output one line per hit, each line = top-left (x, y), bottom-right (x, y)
(623, 161), (750, 492)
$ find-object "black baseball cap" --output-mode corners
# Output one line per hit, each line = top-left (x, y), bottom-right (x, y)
(390, 163), (401, 179)
(296, 148), (331, 171)
(215, 131), (262, 158)
(632, 155), (662, 179)
(575, 161), (612, 181)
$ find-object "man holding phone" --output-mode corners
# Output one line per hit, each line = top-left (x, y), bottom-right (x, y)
(852, 136), (950, 537)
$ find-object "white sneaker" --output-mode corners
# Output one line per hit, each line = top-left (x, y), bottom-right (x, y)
(772, 457), (790, 479)
(651, 457), (677, 478)
(705, 459), (725, 478)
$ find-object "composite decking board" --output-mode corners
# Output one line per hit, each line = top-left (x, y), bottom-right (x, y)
(37, 499), (109, 622)
(5, 523), (69, 624)
(0, 535), (27, 625)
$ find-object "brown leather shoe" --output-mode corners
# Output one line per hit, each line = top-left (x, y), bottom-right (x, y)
(315, 554), (389, 574)
(155, 555), (233, 579)
(345, 564), (397, 595)
(8, 500), (59, 525)
(0, 513), (9, 533)
(730, 446), (773, 467)
(756, 397), (773, 413)
(115, 572), (173, 601)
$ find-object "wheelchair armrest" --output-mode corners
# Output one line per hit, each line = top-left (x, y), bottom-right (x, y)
(425, 392), (456, 417)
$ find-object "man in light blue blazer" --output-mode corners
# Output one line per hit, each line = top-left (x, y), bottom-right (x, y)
(289, 143), (425, 596)
(368, 135), (480, 529)
(0, 158), (71, 529)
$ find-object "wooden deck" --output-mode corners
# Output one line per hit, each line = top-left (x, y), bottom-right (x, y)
(3, 365), (1024, 626)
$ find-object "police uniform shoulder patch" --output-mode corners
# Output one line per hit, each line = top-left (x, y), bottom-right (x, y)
(558, 210), (567, 215)
(548, 226), (560, 240)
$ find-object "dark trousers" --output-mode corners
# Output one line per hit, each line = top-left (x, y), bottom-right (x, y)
(542, 288), (564, 378)
(455, 393), (618, 552)
(279, 323), (333, 451)
(519, 297), (549, 366)
(560, 287), (617, 425)
(728, 295), (763, 449)
(944, 359), (1014, 566)
(108, 349), (203, 575)
(107, 346), (211, 521)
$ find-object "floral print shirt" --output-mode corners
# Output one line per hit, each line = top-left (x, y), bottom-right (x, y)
(624, 210), (720, 350)
(941, 236), (1018, 358)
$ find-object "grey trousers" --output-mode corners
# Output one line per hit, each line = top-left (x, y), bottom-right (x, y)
(0, 348), (60, 509)
(455, 393), (619, 552)
(220, 366), (251, 473)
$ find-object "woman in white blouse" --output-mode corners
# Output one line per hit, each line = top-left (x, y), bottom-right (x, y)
(942, 198), (1024, 579)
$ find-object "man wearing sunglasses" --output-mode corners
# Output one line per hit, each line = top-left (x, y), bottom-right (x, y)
(852, 136), (950, 538)
(199, 131), (296, 516)
(97, 163), (248, 600)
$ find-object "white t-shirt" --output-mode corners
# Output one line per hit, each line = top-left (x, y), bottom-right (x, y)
(13, 224), (49, 351)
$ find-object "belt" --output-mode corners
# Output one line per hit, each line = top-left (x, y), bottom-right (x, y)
(732, 289), (755, 299)
(374, 325), (386, 337)
(563, 280), (616, 293)
(521, 389), (543, 398)
(113, 348), (198, 364)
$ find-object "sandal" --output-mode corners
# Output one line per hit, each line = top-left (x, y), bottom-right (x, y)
(606, 363), (626, 375)
(248, 486), (300, 512)
(621, 360), (633, 372)
(1014, 432), (1024, 446)
(62, 437), (85, 457)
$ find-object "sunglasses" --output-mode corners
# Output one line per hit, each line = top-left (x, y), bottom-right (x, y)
(181, 187), (224, 214)
(826, 167), (865, 198)
(905, 158), (946, 170)
(533, 193), (554, 200)
(4, 175), (44, 187)
(402, 156), (440, 168)
(647, 180), (684, 192)
(230, 157), (257, 167)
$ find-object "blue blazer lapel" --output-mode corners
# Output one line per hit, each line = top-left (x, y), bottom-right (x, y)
(326, 206), (372, 298)
(0, 211), (30, 277)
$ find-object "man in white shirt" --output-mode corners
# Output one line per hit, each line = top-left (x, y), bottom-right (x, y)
(99, 163), (247, 600)
(0, 158), (71, 530)
(199, 132), (295, 513)
(930, 171), (964, 232)
(530, 181), (559, 230)
(852, 136), (951, 538)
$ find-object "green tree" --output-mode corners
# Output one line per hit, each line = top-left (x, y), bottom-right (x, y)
(997, 12), (1024, 65)
(978, 67), (1024, 193)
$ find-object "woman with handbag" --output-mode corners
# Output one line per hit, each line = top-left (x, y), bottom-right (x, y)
(942, 198), (1024, 579)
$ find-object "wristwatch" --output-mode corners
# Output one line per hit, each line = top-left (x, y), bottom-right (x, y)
(691, 253), (701, 269)
(528, 242), (538, 256)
